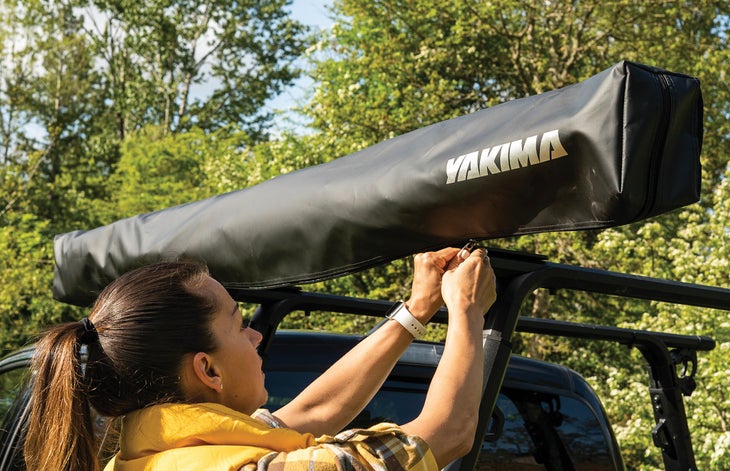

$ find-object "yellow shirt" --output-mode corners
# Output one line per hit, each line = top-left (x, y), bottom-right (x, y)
(104, 402), (437, 471)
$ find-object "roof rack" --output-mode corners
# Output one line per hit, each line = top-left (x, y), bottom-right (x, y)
(230, 248), (729, 471)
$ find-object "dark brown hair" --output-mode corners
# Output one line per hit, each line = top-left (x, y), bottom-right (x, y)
(24, 260), (218, 470)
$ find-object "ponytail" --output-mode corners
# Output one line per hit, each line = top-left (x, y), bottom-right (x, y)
(24, 260), (214, 470)
(25, 321), (100, 471)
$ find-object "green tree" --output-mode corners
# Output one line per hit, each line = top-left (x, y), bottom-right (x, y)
(0, 211), (81, 356)
(0, 0), (310, 356)
(588, 162), (730, 469)
(106, 125), (251, 216)
(306, 0), (729, 178)
(0, 0), (113, 227)
(0, 1), (35, 167)
(84, 0), (309, 140)
(0, 0), (310, 226)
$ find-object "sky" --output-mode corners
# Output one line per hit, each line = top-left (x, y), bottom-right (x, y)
(290, 0), (332, 28)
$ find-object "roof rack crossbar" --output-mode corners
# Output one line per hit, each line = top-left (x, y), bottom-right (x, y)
(231, 249), (730, 313)
(488, 256), (730, 311)
(232, 288), (717, 356)
(516, 317), (715, 352)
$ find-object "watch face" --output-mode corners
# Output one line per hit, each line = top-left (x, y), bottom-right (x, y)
(385, 301), (405, 319)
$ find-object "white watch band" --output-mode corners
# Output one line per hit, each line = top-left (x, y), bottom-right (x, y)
(387, 302), (427, 339)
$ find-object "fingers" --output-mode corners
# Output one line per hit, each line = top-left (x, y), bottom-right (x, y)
(410, 245), (495, 319)
(473, 248), (491, 267)
(445, 241), (478, 270)
(433, 246), (461, 259)
(412, 245), (489, 281)
(441, 247), (496, 316)
(415, 247), (460, 271)
(410, 249), (458, 319)
(410, 246), (481, 318)
(449, 248), (488, 277)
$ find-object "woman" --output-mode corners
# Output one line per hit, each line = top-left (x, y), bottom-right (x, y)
(25, 246), (496, 470)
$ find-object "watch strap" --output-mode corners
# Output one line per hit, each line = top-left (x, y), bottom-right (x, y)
(386, 302), (427, 339)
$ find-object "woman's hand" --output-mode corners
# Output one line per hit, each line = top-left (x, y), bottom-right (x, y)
(406, 247), (460, 322)
(442, 248), (497, 319)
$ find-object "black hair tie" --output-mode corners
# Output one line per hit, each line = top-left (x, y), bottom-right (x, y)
(79, 317), (98, 344)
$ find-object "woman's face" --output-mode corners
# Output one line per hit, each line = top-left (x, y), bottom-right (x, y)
(201, 275), (268, 414)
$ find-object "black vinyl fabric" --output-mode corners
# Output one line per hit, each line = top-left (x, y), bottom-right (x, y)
(53, 61), (703, 306)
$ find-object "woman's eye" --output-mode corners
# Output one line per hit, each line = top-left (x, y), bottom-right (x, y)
(241, 318), (250, 330)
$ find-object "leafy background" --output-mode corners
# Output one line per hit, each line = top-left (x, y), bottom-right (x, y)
(1, 0), (728, 469)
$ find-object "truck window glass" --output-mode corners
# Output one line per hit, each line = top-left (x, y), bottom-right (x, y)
(0, 363), (30, 470)
(0, 368), (27, 425)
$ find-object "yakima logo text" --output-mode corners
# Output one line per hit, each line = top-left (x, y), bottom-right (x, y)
(445, 130), (567, 184)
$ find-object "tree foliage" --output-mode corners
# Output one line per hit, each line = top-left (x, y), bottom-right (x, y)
(0, 0), (308, 355)
(0, 0), (308, 220)
(80, 0), (308, 139)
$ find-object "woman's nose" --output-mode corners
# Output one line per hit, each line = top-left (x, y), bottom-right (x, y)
(248, 327), (263, 347)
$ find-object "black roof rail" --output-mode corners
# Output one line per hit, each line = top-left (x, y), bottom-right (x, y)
(231, 247), (730, 315)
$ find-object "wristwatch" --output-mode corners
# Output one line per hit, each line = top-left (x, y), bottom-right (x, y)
(386, 302), (427, 339)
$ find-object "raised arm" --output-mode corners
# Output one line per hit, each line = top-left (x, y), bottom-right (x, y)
(272, 247), (460, 436)
(401, 248), (497, 468)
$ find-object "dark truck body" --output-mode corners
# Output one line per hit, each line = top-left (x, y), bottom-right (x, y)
(264, 331), (623, 471)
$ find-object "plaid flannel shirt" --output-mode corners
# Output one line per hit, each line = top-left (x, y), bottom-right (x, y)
(250, 410), (437, 471)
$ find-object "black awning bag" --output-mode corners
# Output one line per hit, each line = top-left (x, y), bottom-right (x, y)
(53, 61), (702, 306)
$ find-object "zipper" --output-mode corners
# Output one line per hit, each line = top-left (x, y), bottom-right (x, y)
(638, 71), (672, 219)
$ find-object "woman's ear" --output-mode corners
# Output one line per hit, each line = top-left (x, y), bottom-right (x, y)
(190, 351), (223, 393)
